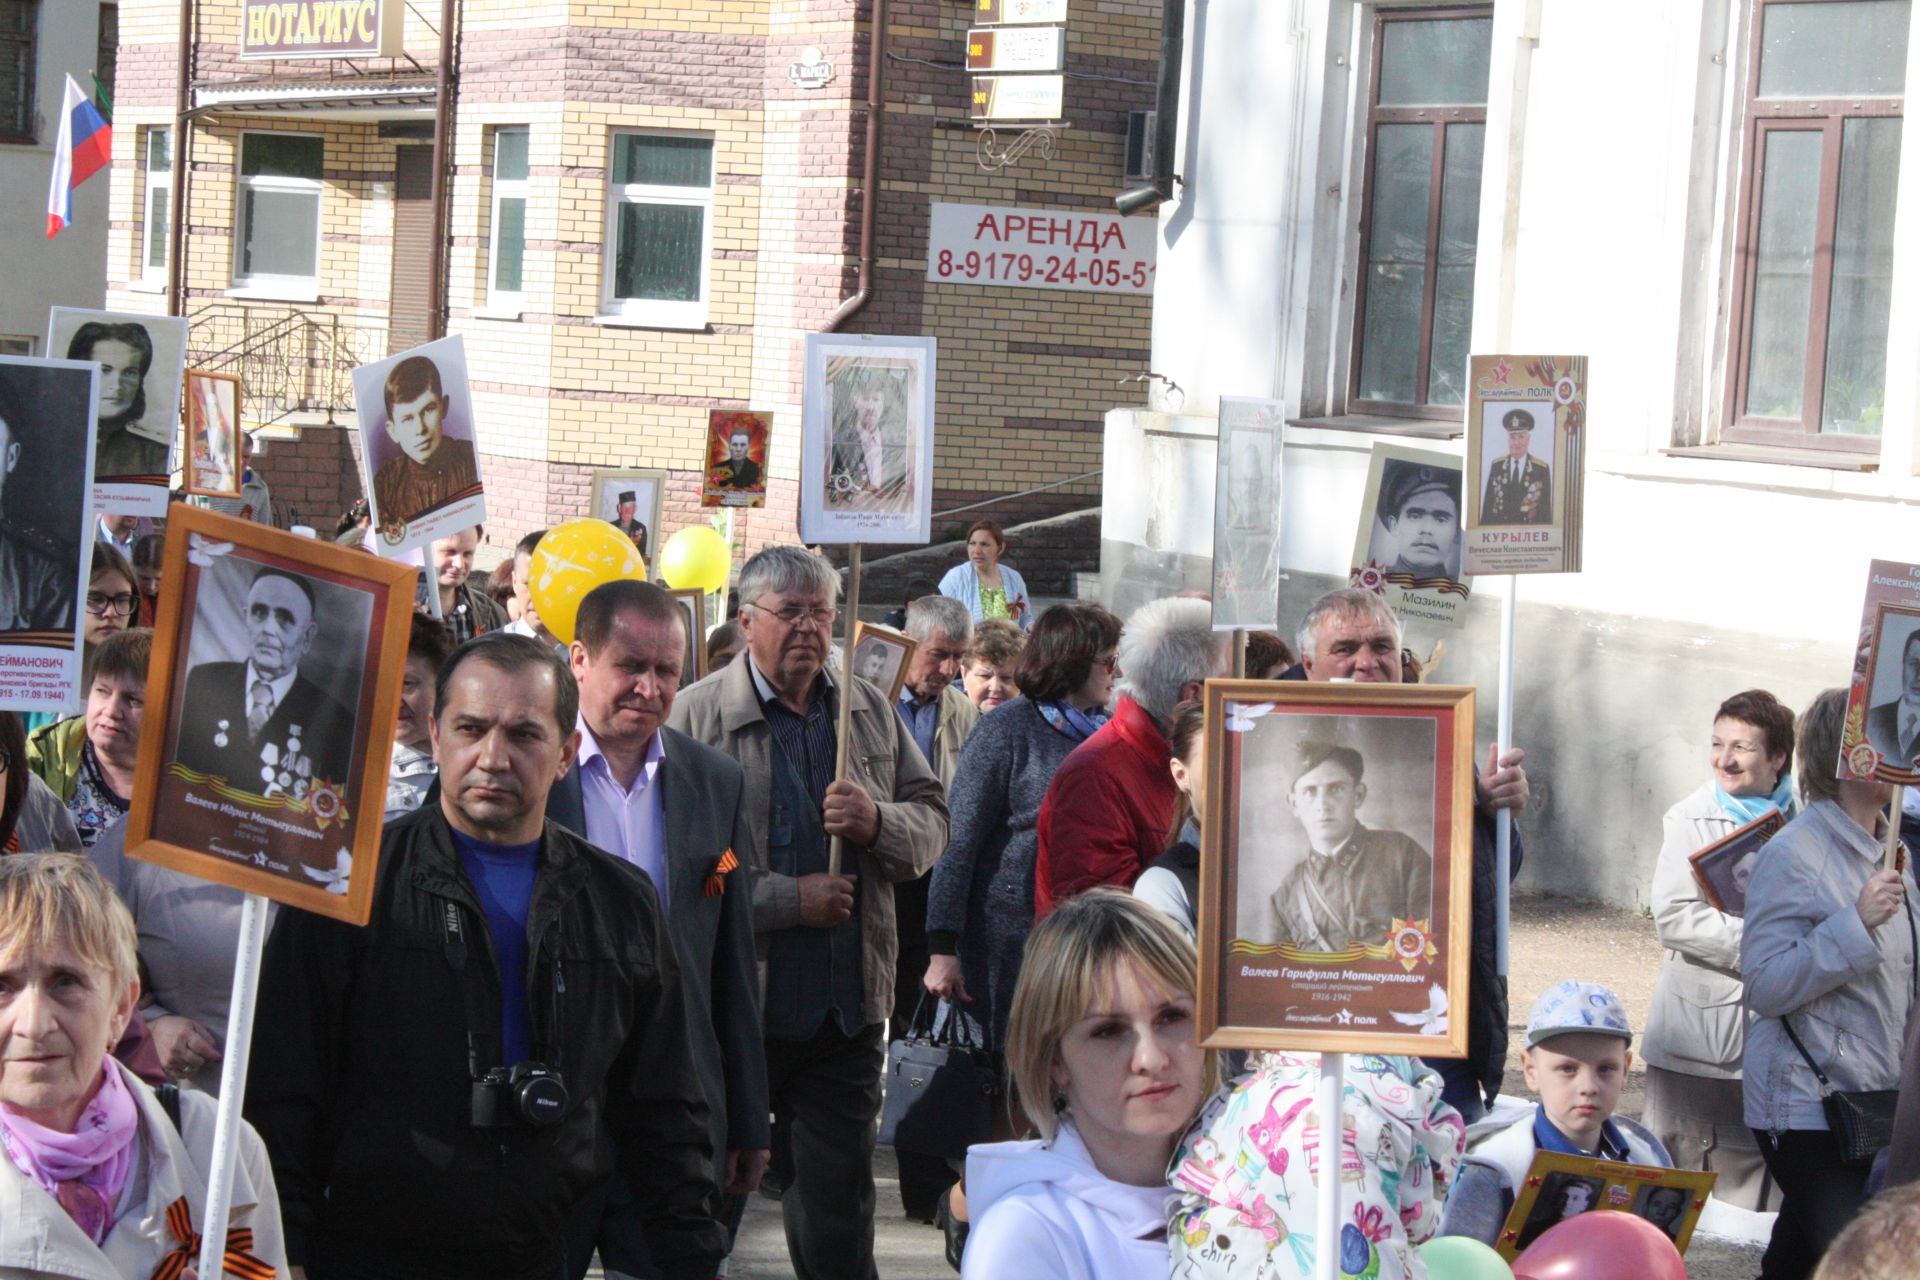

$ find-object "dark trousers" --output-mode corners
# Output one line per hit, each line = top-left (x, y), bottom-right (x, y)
(1426, 1055), (1490, 1124)
(565, 1176), (746, 1280)
(766, 1020), (886, 1280)
(1754, 1128), (1873, 1279)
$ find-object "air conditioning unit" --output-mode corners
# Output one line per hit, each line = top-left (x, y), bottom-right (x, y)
(1124, 109), (1156, 183)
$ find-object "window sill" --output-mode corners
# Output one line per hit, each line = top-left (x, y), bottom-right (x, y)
(225, 284), (321, 304)
(126, 279), (166, 295)
(471, 305), (524, 321)
(1287, 413), (1462, 441)
(594, 311), (710, 332)
(1660, 443), (1878, 473)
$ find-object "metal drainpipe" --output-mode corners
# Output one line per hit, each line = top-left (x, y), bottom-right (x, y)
(822, 0), (888, 332)
(165, 0), (192, 317)
(426, 0), (458, 341)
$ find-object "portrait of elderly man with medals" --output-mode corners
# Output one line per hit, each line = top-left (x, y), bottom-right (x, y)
(1268, 738), (1433, 952)
(175, 565), (356, 800)
(1479, 406), (1554, 526)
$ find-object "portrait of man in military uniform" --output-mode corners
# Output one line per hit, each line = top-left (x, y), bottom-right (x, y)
(174, 564), (359, 799)
(0, 361), (91, 637)
(1479, 405), (1553, 526)
(1370, 459), (1463, 582)
(47, 310), (188, 488)
(825, 358), (916, 513)
(1267, 739), (1433, 952)
(612, 490), (649, 559)
(714, 428), (761, 490)
(369, 354), (481, 528)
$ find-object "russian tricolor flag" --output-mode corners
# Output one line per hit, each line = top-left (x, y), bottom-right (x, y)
(46, 75), (112, 239)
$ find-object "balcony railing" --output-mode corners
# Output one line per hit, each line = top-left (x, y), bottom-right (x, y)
(185, 302), (389, 426)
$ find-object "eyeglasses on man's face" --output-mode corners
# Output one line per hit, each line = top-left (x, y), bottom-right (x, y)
(85, 591), (139, 617)
(750, 602), (837, 630)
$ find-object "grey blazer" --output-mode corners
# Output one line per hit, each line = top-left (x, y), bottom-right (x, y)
(547, 726), (770, 1166)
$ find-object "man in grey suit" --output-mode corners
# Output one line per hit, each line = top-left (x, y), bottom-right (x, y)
(552, 579), (768, 1280)
(1868, 627), (1920, 769)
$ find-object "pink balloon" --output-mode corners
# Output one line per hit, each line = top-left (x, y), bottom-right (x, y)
(1511, 1210), (1687, 1280)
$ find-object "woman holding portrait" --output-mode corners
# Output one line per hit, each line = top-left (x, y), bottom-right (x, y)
(1641, 688), (1796, 1211)
(940, 520), (1033, 630)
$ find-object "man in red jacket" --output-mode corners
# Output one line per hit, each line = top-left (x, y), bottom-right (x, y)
(1035, 596), (1230, 917)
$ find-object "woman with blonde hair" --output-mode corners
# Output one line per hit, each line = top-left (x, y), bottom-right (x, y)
(960, 888), (1213, 1279)
(0, 852), (287, 1278)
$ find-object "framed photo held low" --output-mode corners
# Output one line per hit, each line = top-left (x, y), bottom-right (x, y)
(1687, 809), (1786, 916)
(848, 621), (916, 701)
(668, 587), (707, 683)
(125, 507), (417, 926)
(1195, 680), (1475, 1056)
(1497, 1150), (1717, 1261)
(183, 370), (244, 499)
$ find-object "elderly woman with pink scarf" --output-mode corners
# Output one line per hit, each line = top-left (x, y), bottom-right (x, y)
(0, 852), (287, 1279)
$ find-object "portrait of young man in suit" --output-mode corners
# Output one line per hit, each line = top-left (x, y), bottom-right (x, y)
(1867, 623), (1920, 769)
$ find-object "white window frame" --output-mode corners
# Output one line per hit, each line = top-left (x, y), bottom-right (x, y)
(0, 336), (33, 357)
(599, 129), (714, 329)
(140, 126), (170, 286)
(230, 129), (324, 300)
(486, 126), (529, 314)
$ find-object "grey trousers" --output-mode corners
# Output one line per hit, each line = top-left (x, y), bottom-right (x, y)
(764, 1020), (886, 1280)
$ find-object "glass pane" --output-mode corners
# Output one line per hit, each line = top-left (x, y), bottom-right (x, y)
(146, 185), (169, 270)
(493, 196), (525, 293)
(1822, 116), (1902, 436)
(241, 188), (318, 277)
(241, 133), (323, 180)
(612, 134), (712, 188)
(613, 203), (704, 301)
(495, 128), (529, 182)
(1378, 17), (1493, 107)
(147, 126), (169, 171)
(1744, 129), (1823, 420)
(1356, 123), (1433, 404)
(0, 2), (32, 35)
(1426, 123), (1484, 407)
(1759, 0), (1910, 97)
(1, 41), (28, 135)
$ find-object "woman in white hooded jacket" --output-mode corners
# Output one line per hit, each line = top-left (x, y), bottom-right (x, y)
(961, 889), (1215, 1280)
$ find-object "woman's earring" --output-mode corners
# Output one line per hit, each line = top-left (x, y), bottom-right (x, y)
(1052, 1093), (1068, 1115)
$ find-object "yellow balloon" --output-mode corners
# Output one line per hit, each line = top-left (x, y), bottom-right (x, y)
(658, 525), (732, 595)
(529, 518), (648, 646)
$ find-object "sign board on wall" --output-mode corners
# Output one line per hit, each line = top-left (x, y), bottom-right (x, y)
(242, 0), (403, 60)
(976, 0), (1069, 22)
(927, 202), (1156, 295)
(970, 74), (1065, 121)
(967, 27), (1065, 73)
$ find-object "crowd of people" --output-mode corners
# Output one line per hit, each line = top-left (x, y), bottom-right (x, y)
(2, 505), (1918, 1280)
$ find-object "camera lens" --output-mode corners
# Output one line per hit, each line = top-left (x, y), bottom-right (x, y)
(517, 1073), (568, 1127)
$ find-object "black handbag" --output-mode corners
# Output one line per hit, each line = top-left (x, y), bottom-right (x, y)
(878, 996), (999, 1161)
(1781, 1016), (1899, 1167)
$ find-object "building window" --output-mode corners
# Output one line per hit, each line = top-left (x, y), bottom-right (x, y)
(0, 336), (32, 356)
(234, 131), (323, 293)
(95, 4), (116, 110)
(0, 0), (36, 142)
(603, 131), (714, 326)
(1726, 0), (1910, 451)
(142, 127), (170, 279)
(1349, 6), (1492, 416)
(488, 126), (528, 308)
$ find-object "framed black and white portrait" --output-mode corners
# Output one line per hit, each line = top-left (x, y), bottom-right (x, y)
(46, 307), (188, 515)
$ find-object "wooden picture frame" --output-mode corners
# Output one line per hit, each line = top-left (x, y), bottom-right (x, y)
(849, 621), (916, 701)
(1195, 679), (1475, 1056)
(1498, 1150), (1717, 1261)
(125, 507), (416, 926)
(669, 586), (707, 682)
(1687, 809), (1786, 917)
(183, 369), (245, 499)
(590, 467), (668, 566)
(1841, 572), (1920, 785)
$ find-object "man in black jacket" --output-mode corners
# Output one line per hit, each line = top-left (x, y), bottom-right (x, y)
(1290, 587), (1531, 1123)
(247, 632), (725, 1280)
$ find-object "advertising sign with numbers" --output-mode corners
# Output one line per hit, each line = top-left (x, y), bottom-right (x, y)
(967, 27), (1065, 72)
(970, 74), (1065, 121)
(927, 202), (1156, 295)
(975, 0), (1068, 22)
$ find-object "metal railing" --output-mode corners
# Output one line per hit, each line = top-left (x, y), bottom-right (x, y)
(185, 302), (389, 426)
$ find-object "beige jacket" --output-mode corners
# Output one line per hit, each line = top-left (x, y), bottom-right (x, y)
(0, 1059), (288, 1280)
(929, 684), (981, 791)
(1641, 780), (1749, 1078)
(666, 651), (951, 1027)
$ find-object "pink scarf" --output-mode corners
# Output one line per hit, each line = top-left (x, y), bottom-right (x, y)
(0, 1057), (141, 1243)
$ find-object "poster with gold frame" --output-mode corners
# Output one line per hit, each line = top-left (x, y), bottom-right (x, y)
(1195, 680), (1474, 1056)
(1497, 1150), (1717, 1260)
(125, 507), (416, 926)
(1839, 559), (1920, 783)
(1462, 354), (1587, 575)
(183, 369), (244, 499)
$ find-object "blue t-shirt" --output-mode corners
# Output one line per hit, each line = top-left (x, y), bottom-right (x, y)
(451, 828), (540, 1067)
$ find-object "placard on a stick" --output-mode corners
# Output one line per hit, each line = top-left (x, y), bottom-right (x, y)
(126, 508), (416, 925)
(352, 335), (487, 555)
(799, 333), (936, 545)
(1209, 396), (1285, 632)
(1840, 558), (1920, 783)
(1349, 442), (1473, 630)
(1462, 355), (1587, 576)
(47, 307), (187, 517)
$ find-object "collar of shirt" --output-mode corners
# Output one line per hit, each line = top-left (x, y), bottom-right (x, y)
(575, 718), (665, 797)
(1307, 830), (1360, 866)
(897, 683), (938, 712)
(243, 662), (299, 714)
(1532, 1106), (1630, 1161)
(748, 654), (835, 710)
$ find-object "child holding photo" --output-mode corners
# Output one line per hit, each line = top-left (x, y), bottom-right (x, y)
(1438, 980), (1673, 1245)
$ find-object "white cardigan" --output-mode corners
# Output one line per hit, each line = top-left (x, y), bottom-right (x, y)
(938, 561), (1034, 630)
(0, 1059), (288, 1280)
(1641, 780), (1748, 1078)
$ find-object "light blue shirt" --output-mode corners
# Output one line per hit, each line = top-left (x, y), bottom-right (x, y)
(575, 721), (669, 908)
(895, 684), (939, 764)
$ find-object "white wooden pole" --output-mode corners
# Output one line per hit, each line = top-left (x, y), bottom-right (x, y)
(1315, 1052), (1346, 1280)
(1495, 582), (1516, 975)
(196, 891), (271, 1279)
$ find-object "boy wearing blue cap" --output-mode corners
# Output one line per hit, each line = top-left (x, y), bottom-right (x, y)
(1439, 980), (1673, 1244)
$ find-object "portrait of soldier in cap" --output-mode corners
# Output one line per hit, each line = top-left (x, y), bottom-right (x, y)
(1267, 739), (1432, 951)
(370, 354), (481, 527)
(1479, 405), (1553, 525)
(1372, 459), (1463, 581)
(0, 362), (88, 636)
(613, 490), (650, 558)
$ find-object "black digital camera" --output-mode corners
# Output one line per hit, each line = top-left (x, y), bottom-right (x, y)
(470, 1062), (568, 1129)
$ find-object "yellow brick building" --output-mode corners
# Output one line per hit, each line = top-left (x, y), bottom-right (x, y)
(105, 0), (1157, 574)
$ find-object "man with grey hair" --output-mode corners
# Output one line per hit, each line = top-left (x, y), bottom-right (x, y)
(1034, 596), (1230, 918)
(666, 545), (949, 1280)
(1290, 586), (1530, 1123)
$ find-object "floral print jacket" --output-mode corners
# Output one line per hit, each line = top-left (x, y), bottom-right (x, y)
(1169, 1053), (1465, 1280)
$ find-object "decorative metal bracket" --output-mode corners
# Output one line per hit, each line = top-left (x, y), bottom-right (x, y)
(977, 124), (1064, 171)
